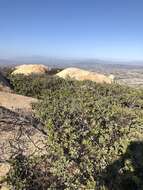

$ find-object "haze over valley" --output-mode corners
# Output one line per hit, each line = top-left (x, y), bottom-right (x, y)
(1, 57), (143, 87)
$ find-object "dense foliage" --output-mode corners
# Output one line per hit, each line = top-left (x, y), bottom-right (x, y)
(8, 73), (65, 98)
(0, 66), (15, 78)
(6, 75), (143, 189)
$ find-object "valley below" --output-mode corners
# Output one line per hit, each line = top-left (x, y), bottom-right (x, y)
(47, 61), (143, 87)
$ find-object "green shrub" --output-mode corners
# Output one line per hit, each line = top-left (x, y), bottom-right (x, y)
(0, 66), (14, 78)
(6, 79), (143, 189)
(7, 154), (65, 190)
(8, 74), (66, 98)
(33, 81), (143, 189)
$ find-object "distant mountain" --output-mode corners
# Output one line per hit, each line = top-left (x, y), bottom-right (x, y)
(0, 57), (79, 68)
(0, 57), (143, 70)
(0, 59), (17, 66)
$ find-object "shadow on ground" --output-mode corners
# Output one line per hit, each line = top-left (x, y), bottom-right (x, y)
(102, 141), (143, 190)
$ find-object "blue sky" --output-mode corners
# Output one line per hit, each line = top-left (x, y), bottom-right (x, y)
(0, 0), (143, 60)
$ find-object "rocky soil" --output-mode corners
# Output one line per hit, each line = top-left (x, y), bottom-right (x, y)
(0, 106), (47, 189)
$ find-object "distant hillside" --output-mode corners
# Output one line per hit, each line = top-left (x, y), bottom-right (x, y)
(0, 59), (17, 66)
(0, 57), (143, 69)
(0, 57), (143, 87)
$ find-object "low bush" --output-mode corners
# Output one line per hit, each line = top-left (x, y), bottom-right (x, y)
(8, 74), (66, 98)
(6, 78), (143, 189)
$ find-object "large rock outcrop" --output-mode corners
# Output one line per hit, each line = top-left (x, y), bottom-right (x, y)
(12, 64), (48, 76)
(56, 67), (114, 84)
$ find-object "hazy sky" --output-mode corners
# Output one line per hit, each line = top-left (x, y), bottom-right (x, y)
(0, 0), (143, 60)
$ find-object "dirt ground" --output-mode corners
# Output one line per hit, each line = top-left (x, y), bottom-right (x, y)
(0, 91), (37, 113)
(0, 106), (47, 190)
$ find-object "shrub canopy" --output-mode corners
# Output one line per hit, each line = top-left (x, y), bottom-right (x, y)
(6, 75), (143, 189)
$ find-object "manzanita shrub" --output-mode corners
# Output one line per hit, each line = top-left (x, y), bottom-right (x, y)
(6, 78), (143, 190)
(8, 74), (66, 98)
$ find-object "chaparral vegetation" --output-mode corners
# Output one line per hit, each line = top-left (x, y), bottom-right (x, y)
(1, 71), (143, 190)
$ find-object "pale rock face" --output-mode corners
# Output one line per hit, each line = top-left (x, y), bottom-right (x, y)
(56, 67), (114, 84)
(108, 74), (115, 82)
(12, 64), (48, 75)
